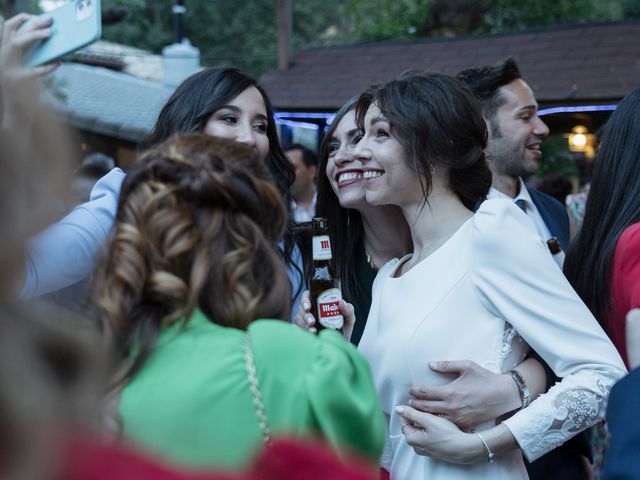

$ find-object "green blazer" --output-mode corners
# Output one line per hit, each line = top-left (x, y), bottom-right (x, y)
(119, 310), (384, 470)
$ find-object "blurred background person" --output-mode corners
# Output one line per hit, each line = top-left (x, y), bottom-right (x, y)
(285, 143), (318, 223)
(66, 152), (116, 210)
(536, 173), (573, 207)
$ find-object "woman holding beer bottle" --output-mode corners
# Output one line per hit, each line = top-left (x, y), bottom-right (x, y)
(298, 97), (547, 436)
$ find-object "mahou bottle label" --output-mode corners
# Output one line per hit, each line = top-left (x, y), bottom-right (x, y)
(312, 235), (333, 260)
(317, 288), (344, 329)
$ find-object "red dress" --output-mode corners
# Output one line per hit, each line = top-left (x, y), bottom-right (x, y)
(63, 435), (377, 480)
(608, 222), (640, 367)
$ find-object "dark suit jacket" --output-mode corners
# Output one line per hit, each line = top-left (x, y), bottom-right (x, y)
(528, 187), (571, 251)
(602, 368), (640, 480)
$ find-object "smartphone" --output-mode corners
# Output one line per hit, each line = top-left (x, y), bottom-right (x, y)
(22, 0), (101, 68)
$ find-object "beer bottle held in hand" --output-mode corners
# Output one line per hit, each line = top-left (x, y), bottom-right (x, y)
(309, 217), (344, 332)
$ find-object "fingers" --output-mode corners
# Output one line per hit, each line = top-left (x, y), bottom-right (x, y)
(301, 290), (311, 311)
(3, 13), (34, 37)
(408, 398), (446, 414)
(409, 384), (448, 400)
(395, 405), (431, 429)
(627, 309), (640, 369)
(295, 290), (317, 333)
(11, 26), (53, 51)
(428, 360), (472, 374)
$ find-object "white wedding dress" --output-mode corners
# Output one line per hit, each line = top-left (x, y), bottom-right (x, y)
(359, 199), (626, 480)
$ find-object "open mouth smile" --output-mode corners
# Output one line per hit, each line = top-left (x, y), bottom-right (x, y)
(336, 169), (385, 188)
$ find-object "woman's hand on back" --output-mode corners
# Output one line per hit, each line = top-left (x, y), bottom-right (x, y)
(294, 290), (356, 341)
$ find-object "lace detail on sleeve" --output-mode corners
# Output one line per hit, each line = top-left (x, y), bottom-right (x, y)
(503, 368), (624, 461)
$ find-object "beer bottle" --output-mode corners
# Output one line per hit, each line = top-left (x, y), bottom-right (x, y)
(546, 237), (565, 268)
(309, 217), (344, 332)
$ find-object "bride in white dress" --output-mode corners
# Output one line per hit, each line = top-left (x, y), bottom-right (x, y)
(353, 72), (626, 479)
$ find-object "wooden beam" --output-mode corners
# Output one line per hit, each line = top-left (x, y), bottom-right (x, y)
(277, 0), (292, 70)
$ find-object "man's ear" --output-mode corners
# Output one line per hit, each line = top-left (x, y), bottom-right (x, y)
(309, 165), (318, 181)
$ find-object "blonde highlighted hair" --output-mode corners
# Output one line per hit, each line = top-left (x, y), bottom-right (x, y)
(94, 134), (291, 375)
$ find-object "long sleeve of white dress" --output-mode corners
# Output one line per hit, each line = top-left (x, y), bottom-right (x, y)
(469, 200), (627, 462)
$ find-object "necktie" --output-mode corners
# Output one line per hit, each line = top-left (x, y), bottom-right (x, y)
(515, 199), (527, 213)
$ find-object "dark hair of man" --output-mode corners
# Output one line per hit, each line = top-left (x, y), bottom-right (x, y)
(564, 87), (640, 327)
(94, 135), (292, 380)
(285, 143), (319, 168)
(315, 97), (362, 302)
(355, 71), (492, 211)
(456, 57), (522, 124)
(144, 67), (300, 287)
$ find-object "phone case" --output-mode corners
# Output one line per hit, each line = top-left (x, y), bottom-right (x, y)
(23, 0), (101, 68)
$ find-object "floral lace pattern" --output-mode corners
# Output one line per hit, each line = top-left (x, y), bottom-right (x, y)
(503, 368), (622, 461)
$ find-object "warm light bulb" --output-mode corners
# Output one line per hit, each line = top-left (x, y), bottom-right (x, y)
(572, 133), (587, 147)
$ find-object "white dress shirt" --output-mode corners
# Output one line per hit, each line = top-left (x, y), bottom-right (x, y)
(487, 178), (552, 242)
(291, 191), (317, 223)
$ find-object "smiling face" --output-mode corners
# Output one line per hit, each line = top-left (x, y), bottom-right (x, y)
(324, 110), (370, 210)
(352, 104), (422, 208)
(203, 86), (270, 163)
(487, 79), (549, 179)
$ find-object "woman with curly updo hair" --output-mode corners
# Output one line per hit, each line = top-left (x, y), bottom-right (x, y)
(93, 134), (384, 471)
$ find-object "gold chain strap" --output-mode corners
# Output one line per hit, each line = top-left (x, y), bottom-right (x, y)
(243, 333), (272, 444)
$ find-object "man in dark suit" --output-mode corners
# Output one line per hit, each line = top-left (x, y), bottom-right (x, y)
(458, 59), (586, 479)
(458, 58), (570, 251)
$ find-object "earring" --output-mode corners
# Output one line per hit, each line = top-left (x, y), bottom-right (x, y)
(429, 164), (437, 175)
(347, 210), (351, 226)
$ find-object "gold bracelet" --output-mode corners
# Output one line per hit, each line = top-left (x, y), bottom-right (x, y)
(475, 432), (495, 463)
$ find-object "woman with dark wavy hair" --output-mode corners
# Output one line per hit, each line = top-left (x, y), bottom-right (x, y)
(21, 67), (305, 321)
(346, 72), (624, 479)
(94, 134), (383, 471)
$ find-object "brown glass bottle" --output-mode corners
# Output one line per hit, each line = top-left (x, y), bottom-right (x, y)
(309, 217), (344, 332)
(546, 237), (565, 268)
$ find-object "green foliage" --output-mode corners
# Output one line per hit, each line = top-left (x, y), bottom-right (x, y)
(93, 0), (628, 76)
(537, 134), (578, 178)
(622, 0), (640, 18)
(100, 0), (341, 76)
(346, 0), (431, 41)
(476, 0), (618, 33)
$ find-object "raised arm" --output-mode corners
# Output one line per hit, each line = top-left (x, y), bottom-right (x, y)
(21, 168), (124, 298)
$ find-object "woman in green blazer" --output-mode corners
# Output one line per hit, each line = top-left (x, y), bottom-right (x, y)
(94, 135), (384, 471)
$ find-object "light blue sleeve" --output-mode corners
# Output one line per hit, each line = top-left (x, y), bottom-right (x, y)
(283, 241), (306, 324)
(20, 168), (125, 298)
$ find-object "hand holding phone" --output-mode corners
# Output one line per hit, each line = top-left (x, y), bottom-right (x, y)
(1, 14), (58, 81)
(1, 14), (60, 129)
(21, 0), (101, 68)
